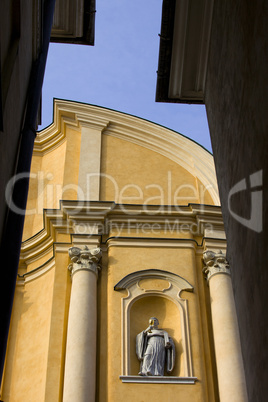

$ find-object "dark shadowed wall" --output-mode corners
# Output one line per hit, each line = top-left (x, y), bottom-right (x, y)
(205, 1), (268, 400)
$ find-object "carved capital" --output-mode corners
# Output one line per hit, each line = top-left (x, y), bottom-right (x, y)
(68, 246), (102, 278)
(202, 250), (230, 281)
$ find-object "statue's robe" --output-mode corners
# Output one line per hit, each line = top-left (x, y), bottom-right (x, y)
(136, 330), (175, 376)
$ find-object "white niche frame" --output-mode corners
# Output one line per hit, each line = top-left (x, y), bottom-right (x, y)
(114, 269), (197, 384)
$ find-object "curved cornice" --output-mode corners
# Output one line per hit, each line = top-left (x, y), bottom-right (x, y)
(114, 269), (194, 292)
(35, 99), (220, 204)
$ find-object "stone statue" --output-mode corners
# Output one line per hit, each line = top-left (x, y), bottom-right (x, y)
(136, 317), (175, 376)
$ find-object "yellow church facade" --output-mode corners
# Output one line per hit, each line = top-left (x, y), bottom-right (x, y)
(1, 100), (247, 401)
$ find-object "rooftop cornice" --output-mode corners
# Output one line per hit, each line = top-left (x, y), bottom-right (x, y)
(51, 0), (95, 46)
(34, 99), (220, 205)
(156, 0), (214, 103)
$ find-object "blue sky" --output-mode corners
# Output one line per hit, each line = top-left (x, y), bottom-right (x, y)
(40, 0), (212, 151)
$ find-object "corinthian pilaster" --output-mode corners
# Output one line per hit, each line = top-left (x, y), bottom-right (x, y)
(63, 246), (102, 402)
(203, 250), (248, 402)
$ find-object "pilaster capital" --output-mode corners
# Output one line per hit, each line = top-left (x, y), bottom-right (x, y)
(68, 246), (102, 278)
(202, 250), (230, 281)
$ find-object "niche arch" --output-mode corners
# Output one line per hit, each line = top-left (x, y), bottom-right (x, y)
(114, 269), (196, 383)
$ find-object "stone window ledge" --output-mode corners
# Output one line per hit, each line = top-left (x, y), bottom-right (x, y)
(119, 376), (197, 384)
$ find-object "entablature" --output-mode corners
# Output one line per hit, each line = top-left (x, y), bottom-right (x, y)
(19, 201), (225, 278)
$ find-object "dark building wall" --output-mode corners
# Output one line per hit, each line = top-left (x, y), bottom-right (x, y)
(205, 1), (268, 400)
(0, 1), (37, 243)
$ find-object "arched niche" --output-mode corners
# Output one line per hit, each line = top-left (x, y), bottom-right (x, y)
(130, 295), (182, 376)
(114, 269), (196, 383)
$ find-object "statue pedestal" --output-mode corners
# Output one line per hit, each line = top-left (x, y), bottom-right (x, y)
(119, 375), (197, 384)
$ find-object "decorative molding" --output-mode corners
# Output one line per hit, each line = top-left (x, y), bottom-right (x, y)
(18, 201), (225, 282)
(68, 246), (102, 278)
(107, 237), (199, 250)
(20, 240), (54, 266)
(115, 269), (194, 378)
(203, 238), (227, 254)
(119, 375), (197, 384)
(54, 243), (72, 253)
(114, 269), (193, 296)
(20, 202), (224, 250)
(17, 258), (55, 286)
(35, 99), (219, 204)
(202, 250), (230, 281)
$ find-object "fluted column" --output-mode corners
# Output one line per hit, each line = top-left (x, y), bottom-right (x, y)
(63, 246), (102, 402)
(203, 250), (248, 402)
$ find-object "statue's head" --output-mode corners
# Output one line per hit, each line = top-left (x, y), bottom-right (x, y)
(149, 317), (159, 328)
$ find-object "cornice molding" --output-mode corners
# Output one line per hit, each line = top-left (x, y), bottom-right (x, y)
(19, 201), (225, 276)
(18, 239), (103, 284)
(35, 99), (219, 204)
(17, 258), (55, 286)
(203, 237), (227, 253)
(156, 0), (214, 103)
(106, 237), (199, 250)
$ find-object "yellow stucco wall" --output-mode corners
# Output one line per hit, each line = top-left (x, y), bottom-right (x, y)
(3, 269), (55, 401)
(22, 104), (218, 241)
(100, 135), (199, 206)
(2, 103), (220, 402)
(23, 125), (81, 240)
(101, 245), (215, 402)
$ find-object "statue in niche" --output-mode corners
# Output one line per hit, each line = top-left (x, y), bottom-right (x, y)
(136, 317), (175, 376)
